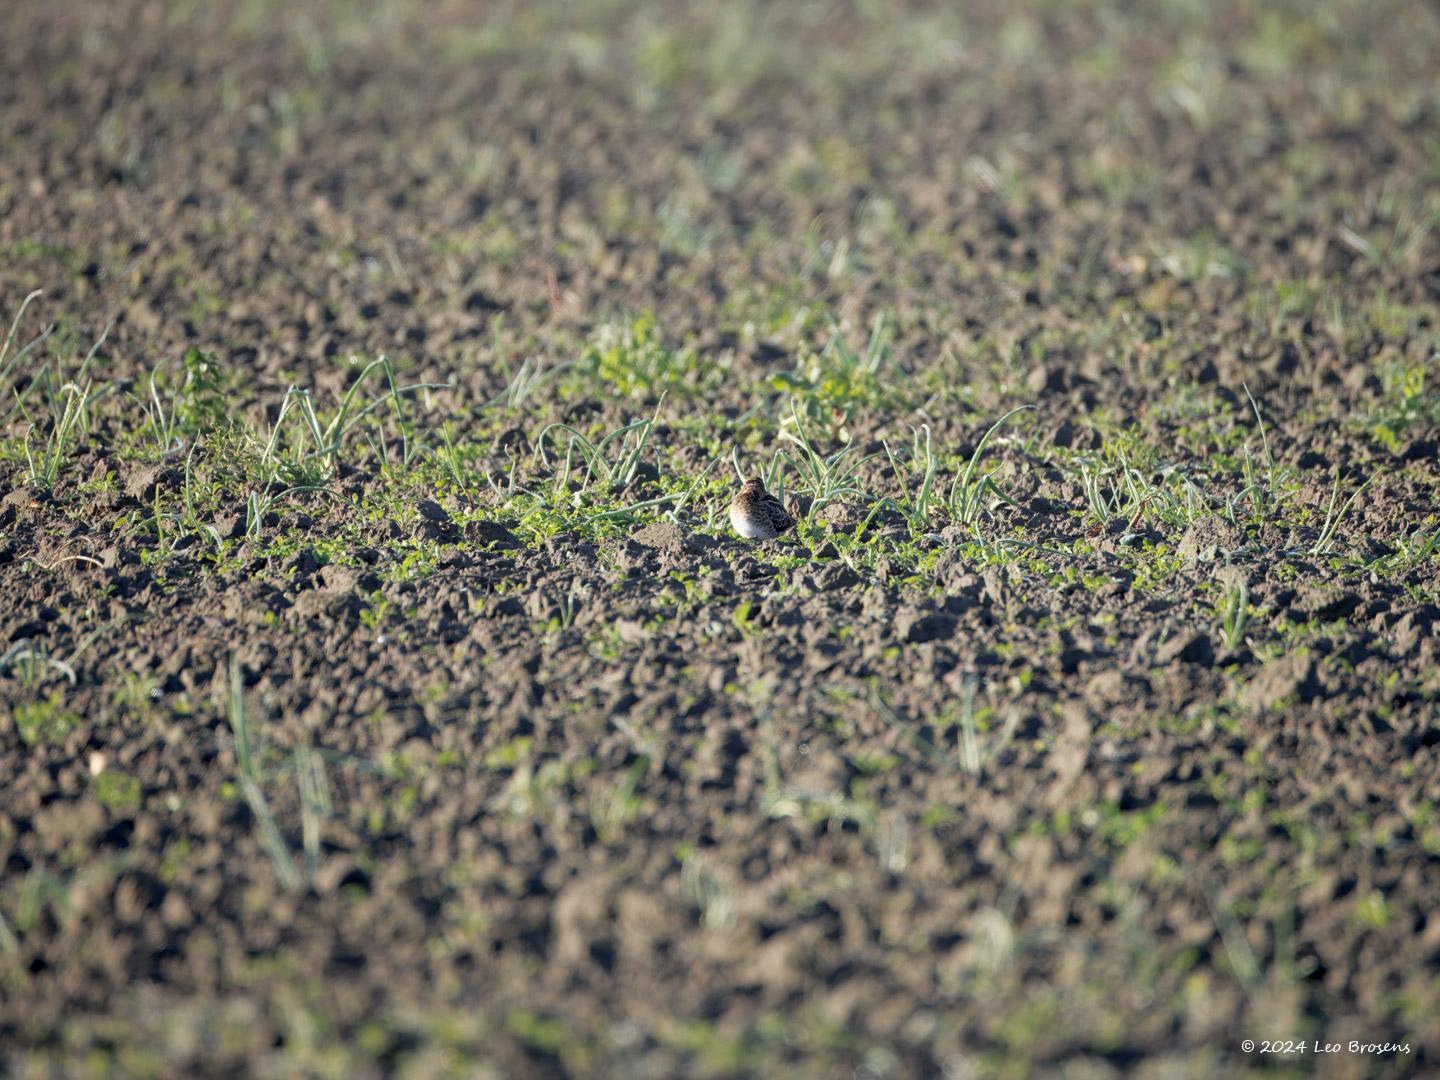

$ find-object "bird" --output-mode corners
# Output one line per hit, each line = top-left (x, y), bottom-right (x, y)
(729, 476), (796, 540)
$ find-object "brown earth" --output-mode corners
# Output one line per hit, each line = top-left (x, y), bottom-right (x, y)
(2, 1), (1439, 1076)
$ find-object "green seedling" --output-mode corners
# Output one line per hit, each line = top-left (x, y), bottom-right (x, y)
(953, 675), (1017, 776)
(23, 381), (93, 488)
(773, 312), (898, 441)
(1217, 579), (1251, 652)
(731, 600), (762, 639)
(589, 754), (650, 844)
(1153, 233), (1246, 282)
(139, 347), (226, 456)
(261, 355), (444, 483)
(1311, 469), (1373, 557)
(0, 638), (77, 687)
(871, 681), (1016, 777)
(11, 692), (80, 746)
(178, 442), (226, 551)
(1396, 524), (1439, 566)
(2, 292), (112, 436)
(1338, 197), (1432, 275)
(487, 352), (570, 410)
(825, 310), (892, 380)
(0, 855), (136, 948)
(1235, 384), (1297, 527)
(759, 711), (879, 833)
(291, 745), (333, 882)
(435, 422), (476, 496)
(227, 654), (301, 891)
(581, 313), (704, 398)
(883, 423), (939, 533)
(0, 290), (51, 424)
(680, 851), (735, 930)
(1079, 457), (1145, 527)
(780, 398), (878, 516)
(536, 397), (667, 497)
(949, 405), (1035, 528)
(957, 676), (984, 775)
(665, 453), (723, 524)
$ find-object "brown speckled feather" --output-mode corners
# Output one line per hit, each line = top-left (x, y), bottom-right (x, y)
(729, 477), (796, 540)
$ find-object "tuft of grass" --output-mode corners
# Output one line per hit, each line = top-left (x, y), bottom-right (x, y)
(589, 754), (649, 844)
(1217, 579), (1251, 652)
(1153, 232), (1247, 282)
(11, 692), (81, 746)
(536, 397), (664, 495)
(883, 423), (939, 534)
(1310, 469), (1374, 558)
(487, 353), (569, 410)
(1338, 192), (1433, 275)
(0, 291), (51, 424)
(1078, 456), (1145, 528)
(949, 405), (1034, 528)
(0, 638), (77, 688)
(484, 314), (570, 410)
(291, 745), (333, 882)
(1238, 384), (1294, 527)
(580, 313), (709, 399)
(139, 347), (226, 456)
(261, 355), (439, 481)
(227, 654), (302, 892)
(772, 311), (898, 437)
(23, 381), (93, 488)
(232, 356), (441, 539)
(0, 291), (112, 436)
(779, 399), (878, 516)
(4, 295), (111, 470)
(952, 675), (1018, 776)
(680, 851), (735, 930)
(870, 681), (1017, 778)
(94, 770), (142, 813)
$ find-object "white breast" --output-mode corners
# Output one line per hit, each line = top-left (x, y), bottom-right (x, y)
(731, 503), (775, 540)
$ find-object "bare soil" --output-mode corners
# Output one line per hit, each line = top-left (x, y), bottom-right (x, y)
(2, 2), (1439, 1076)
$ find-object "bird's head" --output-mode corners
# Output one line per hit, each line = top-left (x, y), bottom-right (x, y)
(740, 476), (766, 496)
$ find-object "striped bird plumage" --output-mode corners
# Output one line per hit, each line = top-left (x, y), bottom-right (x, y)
(729, 476), (796, 540)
